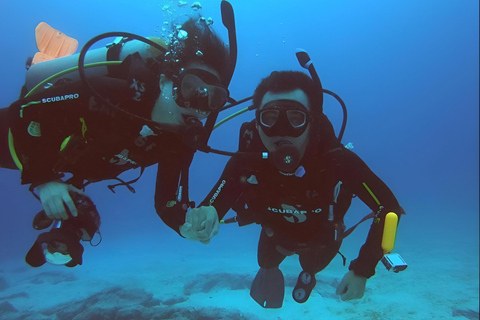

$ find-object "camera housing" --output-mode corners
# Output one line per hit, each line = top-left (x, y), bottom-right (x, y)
(381, 253), (408, 273)
(26, 192), (101, 267)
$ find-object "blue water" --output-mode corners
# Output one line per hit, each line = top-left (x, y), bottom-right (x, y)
(1, 1), (478, 319)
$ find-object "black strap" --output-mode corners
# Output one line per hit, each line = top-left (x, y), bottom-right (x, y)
(107, 166), (145, 193)
(337, 251), (347, 266)
(342, 211), (375, 239)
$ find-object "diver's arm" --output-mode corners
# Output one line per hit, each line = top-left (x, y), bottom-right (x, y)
(198, 156), (247, 220)
(154, 148), (192, 235)
(345, 150), (404, 278)
(179, 156), (246, 242)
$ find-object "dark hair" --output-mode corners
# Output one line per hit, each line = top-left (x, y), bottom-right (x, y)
(253, 71), (342, 153)
(166, 18), (230, 85)
(252, 71), (319, 110)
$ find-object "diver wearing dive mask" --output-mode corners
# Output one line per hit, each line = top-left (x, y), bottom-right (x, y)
(255, 90), (312, 173)
(0, 3), (237, 269)
(165, 70), (405, 309)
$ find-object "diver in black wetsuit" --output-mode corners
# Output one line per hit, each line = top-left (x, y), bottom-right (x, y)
(161, 71), (405, 307)
(0, 17), (232, 242)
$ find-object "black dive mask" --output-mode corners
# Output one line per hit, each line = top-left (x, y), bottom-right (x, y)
(256, 100), (310, 138)
(174, 68), (229, 113)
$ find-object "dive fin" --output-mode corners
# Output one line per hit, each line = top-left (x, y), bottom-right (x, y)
(250, 267), (285, 308)
(32, 22), (78, 65)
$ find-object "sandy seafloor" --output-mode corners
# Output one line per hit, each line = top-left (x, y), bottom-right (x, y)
(0, 234), (478, 320)
(0, 171), (478, 320)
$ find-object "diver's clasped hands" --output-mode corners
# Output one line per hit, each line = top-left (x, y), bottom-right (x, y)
(36, 181), (85, 220)
(180, 206), (219, 244)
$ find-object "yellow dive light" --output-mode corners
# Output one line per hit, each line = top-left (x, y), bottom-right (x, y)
(381, 212), (398, 254)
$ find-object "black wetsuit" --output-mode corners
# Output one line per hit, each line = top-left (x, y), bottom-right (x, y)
(194, 121), (403, 278)
(0, 61), (194, 222)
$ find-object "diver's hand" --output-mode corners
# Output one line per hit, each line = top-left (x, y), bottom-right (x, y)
(335, 270), (367, 301)
(35, 181), (84, 220)
(180, 206), (219, 244)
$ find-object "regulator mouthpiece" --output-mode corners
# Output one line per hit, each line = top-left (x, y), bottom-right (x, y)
(270, 141), (301, 173)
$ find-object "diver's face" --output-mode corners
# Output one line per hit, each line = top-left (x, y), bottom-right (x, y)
(151, 62), (225, 125)
(257, 89), (311, 159)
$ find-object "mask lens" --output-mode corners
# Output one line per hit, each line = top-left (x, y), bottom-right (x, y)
(286, 110), (307, 128)
(179, 70), (228, 111)
(260, 109), (280, 127)
(208, 86), (229, 110)
(180, 74), (205, 100)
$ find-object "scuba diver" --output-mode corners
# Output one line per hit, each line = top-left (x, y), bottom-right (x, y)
(0, 1), (238, 267)
(160, 70), (405, 307)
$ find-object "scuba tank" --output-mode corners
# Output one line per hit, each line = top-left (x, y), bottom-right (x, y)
(24, 36), (167, 94)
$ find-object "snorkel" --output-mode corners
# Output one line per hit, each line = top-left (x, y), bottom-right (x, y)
(296, 49), (347, 143)
(192, 0), (237, 149)
(170, 0), (238, 152)
(175, 0), (238, 208)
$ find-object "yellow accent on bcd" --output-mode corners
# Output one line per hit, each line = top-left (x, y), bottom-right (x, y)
(80, 118), (87, 138)
(8, 129), (23, 171)
(60, 136), (72, 152)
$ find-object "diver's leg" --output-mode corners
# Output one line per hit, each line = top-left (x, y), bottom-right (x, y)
(300, 240), (341, 273)
(257, 228), (287, 268)
(250, 228), (286, 308)
(0, 107), (18, 170)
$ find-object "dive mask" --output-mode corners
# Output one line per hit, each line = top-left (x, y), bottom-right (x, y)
(257, 99), (310, 137)
(174, 68), (229, 113)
